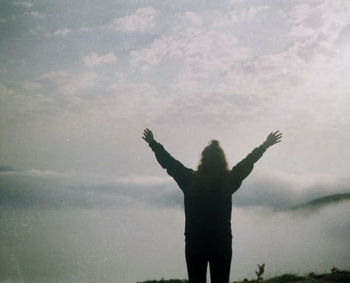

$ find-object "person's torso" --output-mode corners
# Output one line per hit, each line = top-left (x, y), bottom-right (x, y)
(183, 173), (233, 242)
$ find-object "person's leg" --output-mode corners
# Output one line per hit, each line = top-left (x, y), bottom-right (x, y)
(208, 241), (232, 283)
(185, 242), (209, 283)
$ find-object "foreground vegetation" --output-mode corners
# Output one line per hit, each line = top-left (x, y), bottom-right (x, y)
(137, 267), (350, 283)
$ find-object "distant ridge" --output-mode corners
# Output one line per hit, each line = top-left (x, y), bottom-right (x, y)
(292, 193), (350, 210)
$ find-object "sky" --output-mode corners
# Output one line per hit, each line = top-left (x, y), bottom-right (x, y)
(1, 0), (350, 282)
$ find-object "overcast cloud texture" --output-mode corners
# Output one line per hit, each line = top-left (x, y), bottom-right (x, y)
(1, 0), (350, 282)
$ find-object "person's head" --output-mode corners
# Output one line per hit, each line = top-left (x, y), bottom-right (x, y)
(197, 140), (229, 175)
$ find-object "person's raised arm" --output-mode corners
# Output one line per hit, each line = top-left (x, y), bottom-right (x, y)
(230, 130), (282, 193)
(142, 128), (192, 187)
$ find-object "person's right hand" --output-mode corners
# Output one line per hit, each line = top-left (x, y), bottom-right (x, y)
(142, 128), (154, 144)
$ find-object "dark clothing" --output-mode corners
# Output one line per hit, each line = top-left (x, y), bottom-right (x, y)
(149, 140), (266, 283)
(186, 236), (232, 283)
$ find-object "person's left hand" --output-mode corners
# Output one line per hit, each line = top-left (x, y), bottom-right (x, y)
(263, 130), (282, 148)
(142, 128), (154, 144)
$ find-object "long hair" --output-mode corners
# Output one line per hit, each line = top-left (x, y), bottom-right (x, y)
(194, 140), (229, 191)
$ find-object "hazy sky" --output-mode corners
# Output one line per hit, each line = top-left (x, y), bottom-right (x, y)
(1, 0), (350, 178)
(1, 0), (350, 282)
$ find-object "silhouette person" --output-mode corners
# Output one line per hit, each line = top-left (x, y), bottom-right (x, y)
(142, 129), (282, 283)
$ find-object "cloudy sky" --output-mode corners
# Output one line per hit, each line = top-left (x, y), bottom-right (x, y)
(1, 0), (350, 282)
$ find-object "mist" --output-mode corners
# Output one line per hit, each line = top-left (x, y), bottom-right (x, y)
(1, 171), (349, 283)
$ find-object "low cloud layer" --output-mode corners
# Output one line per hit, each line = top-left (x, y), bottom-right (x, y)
(0, 170), (349, 282)
(1, 168), (349, 210)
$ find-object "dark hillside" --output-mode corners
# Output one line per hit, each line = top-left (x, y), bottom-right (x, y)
(292, 193), (350, 210)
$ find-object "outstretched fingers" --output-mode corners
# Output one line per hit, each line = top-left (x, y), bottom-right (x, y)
(142, 128), (154, 143)
(265, 130), (282, 147)
(273, 130), (281, 136)
(142, 129), (148, 141)
(273, 131), (282, 143)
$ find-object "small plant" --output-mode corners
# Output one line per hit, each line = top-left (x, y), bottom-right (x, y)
(255, 263), (265, 281)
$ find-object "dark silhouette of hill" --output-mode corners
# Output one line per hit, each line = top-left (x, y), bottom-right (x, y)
(291, 193), (350, 210)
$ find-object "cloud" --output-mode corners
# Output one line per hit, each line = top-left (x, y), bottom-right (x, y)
(23, 81), (42, 90)
(41, 71), (97, 95)
(1, 166), (349, 211)
(136, 0), (350, 133)
(13, 1), (32, 8)
(129, 7), (256, 72)
(0, 201), (187, 283)
(0, 92), (56, 125)
(53, 28), (72, 37)
(83, 52), (117, 67)
(127, 6), (268, 106)
(79, 27), (93, 33)
(26, 11), (45, 19)
(131, 29), (251, 69)
(125, 1), (350, 136)
(233, 169), (350, 209)
(69, 79), (161, 124)
(111, 7), (157, 32)
(212, 6), (269, 28)
(0, 170), (349, 282)
(0, 83), (15, 98)
(289, 0), (350, 43)
(230, 203), (350, 280)
(0, 165), (15, 172)
(183, 11), (202, 26)
(0, 169), (176, 210)
(129, 5), (268, 69)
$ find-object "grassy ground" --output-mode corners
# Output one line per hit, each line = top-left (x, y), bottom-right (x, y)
(137, 268), (350, 283)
